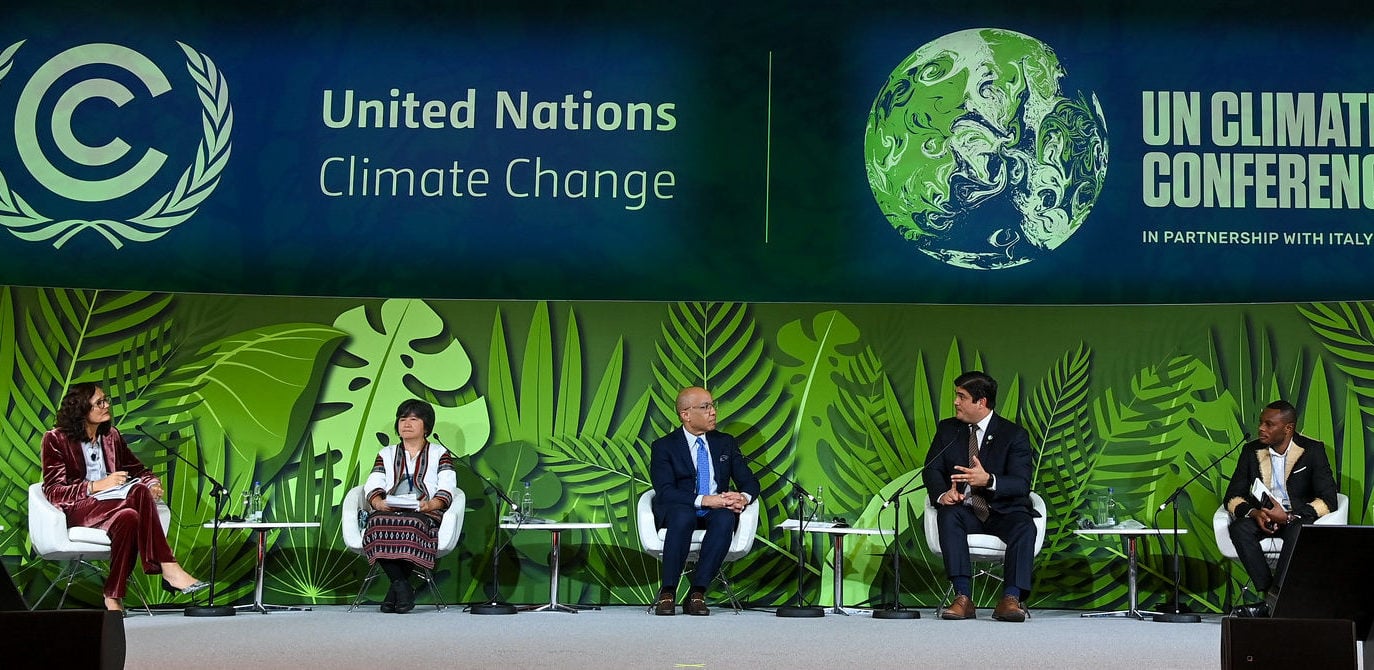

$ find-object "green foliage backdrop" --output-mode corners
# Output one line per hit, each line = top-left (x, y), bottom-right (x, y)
(4, 286), (1369, 613)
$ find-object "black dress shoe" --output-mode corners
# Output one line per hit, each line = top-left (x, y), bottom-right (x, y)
(653, 590), (676, 616)
(393, 580), (415, 614)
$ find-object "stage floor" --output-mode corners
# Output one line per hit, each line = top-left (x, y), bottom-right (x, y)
(123, 604), (1234, 669)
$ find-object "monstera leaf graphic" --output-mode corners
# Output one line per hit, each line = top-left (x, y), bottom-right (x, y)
(775, 310), (887, 516)
(311, 299), (489, 505)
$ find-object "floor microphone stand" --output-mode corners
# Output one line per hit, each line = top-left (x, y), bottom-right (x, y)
(776, 484), (824, 618)
(184, 486), (236, 617)
(1148, 434), (1246, 623)
(1152, 498), (1200, 623)
(137, 426), (236, 617)
(465, 466), (519, 615)
(873, 477), (925, 620)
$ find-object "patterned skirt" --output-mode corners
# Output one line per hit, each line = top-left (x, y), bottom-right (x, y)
(362, 510), (441, 569)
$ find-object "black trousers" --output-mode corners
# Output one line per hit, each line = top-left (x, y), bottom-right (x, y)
(1227, 515), (1307, 593)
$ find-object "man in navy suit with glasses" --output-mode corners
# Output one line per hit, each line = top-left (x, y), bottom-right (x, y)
(649, 386), (761, 616)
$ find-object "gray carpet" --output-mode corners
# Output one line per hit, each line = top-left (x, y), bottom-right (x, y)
(123, 605), (1234, 669)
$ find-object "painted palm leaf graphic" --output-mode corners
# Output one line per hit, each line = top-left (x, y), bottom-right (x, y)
(1, 287), (175, 603)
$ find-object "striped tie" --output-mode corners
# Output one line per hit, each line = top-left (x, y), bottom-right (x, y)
(695, 437), (710, 517)
(968, 424), (990, 522)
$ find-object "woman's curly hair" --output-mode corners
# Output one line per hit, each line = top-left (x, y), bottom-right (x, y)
(55, 382), (109, 441)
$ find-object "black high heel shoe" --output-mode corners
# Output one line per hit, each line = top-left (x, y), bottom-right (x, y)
(162, 578), (211, 596)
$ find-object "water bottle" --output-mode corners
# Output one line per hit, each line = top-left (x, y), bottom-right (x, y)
(241, 490), (254, 521)
(520, 480), (534, 520)
(1094, 487), (1116, 527)
(811, 486), (825, 522)
(249, 481), (264, 522)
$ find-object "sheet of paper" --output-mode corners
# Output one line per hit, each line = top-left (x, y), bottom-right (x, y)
(93, 481), (135, 501)
(1250, 478), (1276, 507)
(385, 494), (419, 509)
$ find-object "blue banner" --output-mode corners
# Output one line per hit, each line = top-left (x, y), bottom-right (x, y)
(1, 1), (1371, 303)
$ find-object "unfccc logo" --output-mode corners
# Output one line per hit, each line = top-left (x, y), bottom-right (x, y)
(0, 41), (232, 248)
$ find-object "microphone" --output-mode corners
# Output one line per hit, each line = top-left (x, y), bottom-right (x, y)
(136, 424), (235, 615)
(433, 434), (522, 519)
(882, 433), (959, 509)
(1156, 432), (1250, 511)
(135, 424), (230, 499)
(742, 450), (816, 503)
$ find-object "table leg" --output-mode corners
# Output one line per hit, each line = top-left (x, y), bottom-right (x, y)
(525, 529), (586, 613)
(829, 534), (848, 616)
(234, 530), (310, 614)
(1080, 535), (1161, 620)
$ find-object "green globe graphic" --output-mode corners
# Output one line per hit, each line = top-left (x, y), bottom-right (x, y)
(865, 28), (1108, 269)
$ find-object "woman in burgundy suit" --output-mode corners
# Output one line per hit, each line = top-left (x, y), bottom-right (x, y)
(40, 382), (208, 611)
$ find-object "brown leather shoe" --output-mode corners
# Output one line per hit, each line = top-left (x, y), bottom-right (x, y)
(653, 590), (676, 616)
(683, 590), (710, 616)
(939, 594), (975, 620)
(992, 594), (1028, 622)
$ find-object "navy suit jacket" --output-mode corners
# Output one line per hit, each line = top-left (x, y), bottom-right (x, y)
(921, 413), (1036, 516)
(649, 429), (761, 526)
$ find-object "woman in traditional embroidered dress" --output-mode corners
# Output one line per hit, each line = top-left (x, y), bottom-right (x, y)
(362, 399), (457, 613)
(40, 382), (209, 612)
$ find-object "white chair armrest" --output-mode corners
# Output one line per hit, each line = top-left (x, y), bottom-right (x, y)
(435, 488), (465, 558)
(341, 485), (365, 552)
(636, 490), (662, 553)
(28, 483), (73, 555)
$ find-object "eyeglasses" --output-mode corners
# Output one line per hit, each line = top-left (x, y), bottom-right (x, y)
(92, 398), (111, 408)
(687, 402), (716, 411)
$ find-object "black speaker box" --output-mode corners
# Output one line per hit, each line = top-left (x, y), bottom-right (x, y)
(0, 561), (27, 611)
(0, 609), (126, 669)
(1221, 616), (1355, 669)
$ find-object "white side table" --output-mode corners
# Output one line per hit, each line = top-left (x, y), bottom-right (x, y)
(499, 522), (611, 613)
(1074, 527), (1187, 619)
(207, 521), (320, 613)
(779, 520), (892, 615)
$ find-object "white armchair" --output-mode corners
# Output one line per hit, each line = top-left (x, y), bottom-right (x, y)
(636, 489), (761, 612)
(341, 484), (464, 611)
(28, 482), (171, 612)
(923, 491), (1049, 607)
(1213, 493), (1349, 563)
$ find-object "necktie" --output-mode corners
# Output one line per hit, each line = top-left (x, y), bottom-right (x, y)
(968, 424), (990, 522)
(695, 437), (711, 517)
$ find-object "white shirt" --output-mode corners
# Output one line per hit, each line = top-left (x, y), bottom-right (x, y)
(1268, 443), (1291, 509)
(82, 439), (108, 481)
(965, 412), (997, 494)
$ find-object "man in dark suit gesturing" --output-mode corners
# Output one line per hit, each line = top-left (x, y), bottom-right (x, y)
(1223, 400), (1338, 616)
(922, 371), (1038, 622)
(649, 386), (761, 616)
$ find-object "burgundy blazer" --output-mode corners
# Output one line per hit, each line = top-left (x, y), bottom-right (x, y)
(40, 427), (155, 509)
